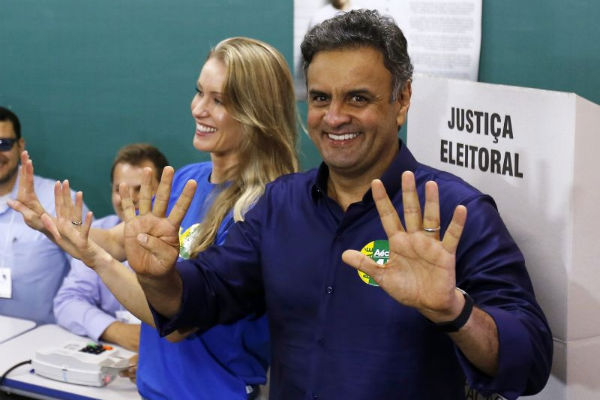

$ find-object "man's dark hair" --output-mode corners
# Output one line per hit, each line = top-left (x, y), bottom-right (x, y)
(0, 106), (21, 139)
(301, 9), (413, 101)
(110, 143), (169, 183)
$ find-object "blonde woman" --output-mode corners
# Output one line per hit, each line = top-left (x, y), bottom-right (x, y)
(12, 37), (297, 399)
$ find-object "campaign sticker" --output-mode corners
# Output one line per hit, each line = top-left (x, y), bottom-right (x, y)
(178, 223), (200, 260)
(357, 240), (389, 286)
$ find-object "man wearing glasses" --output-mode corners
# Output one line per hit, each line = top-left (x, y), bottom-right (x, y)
(0, 106), (83, 324)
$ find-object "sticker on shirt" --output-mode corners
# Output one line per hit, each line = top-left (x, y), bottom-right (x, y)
(178, 223), (201, 260)
(0, 267), (12, 299)
(357, 240), (389, 287)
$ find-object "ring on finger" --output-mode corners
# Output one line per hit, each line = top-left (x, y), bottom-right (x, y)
(423, 226), (440, 233)
(71, 220), (82, 226)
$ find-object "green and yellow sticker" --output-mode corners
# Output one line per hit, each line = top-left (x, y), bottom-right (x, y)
(178, 223), (200, 260)
(357, 240), (389, 286)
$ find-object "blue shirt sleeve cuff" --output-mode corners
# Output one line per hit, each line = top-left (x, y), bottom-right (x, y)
(151, 259), (212, 336)
(88, 312), (119, 342)
(457, 307), (536, 400)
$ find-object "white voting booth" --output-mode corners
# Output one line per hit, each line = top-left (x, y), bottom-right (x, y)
(407, 75), (600, 399)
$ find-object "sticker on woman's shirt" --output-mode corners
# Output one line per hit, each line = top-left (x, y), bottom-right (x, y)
(357, 240), (389, 286)
(178, 223), (201, 260)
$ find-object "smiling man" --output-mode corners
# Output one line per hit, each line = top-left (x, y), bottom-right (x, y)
(0, 106), (84, 324)
(119, 10), (552, 400)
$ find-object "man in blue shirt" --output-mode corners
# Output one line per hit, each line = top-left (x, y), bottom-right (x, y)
(0, 106), (82, 324)
(122, 10), (552, 399)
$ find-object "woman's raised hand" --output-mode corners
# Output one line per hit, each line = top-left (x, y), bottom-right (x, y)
(40, 180), (107, 267)
(121, 166), (197, 277)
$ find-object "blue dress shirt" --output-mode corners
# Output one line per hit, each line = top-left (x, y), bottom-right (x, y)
(155, 143), (552, 400)
(0, 171), (83, 324)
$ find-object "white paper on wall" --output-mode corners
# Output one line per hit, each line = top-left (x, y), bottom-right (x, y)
(293, 0), (482, 99)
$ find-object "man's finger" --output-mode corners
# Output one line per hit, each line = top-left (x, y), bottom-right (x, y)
(138, 168), (154, 215)
(401, 171), (422, 233)
(167, 180), (197, 227)
(441, 205), (467, 254)
(422, 181), (441, 240)
(372, 179), (405, 238)
(120, 183), (136, 222)
(18, 152), (32, 196)
(17, 155), (45, 215)
(153, 166), (174, 218)
(341, 249), (383, 277)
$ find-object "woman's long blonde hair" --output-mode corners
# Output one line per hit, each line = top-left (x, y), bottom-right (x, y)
(190, 37), (298, 257)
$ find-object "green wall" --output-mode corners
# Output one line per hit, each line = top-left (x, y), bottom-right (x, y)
(479, 0), (600, 103)
(1, 0), (598, 216)
(0, 0), (297, 216)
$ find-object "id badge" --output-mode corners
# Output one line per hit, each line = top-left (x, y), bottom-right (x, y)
(0, 267), (12, 299)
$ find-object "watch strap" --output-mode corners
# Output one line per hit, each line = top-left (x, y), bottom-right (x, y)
(434, 288), (474, 333)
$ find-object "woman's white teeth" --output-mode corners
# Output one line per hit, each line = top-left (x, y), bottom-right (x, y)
(197, 124), (216, 133)
(328, 132), (358, 141)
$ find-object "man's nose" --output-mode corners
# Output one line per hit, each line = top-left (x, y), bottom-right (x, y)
(323, 102), (351, 128)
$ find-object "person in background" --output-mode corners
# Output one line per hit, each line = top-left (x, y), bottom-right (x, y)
(0, 106), (86, 324)
(109, 10), (552, 399)
(11, 37), (298, 400)
(53, 143), (168, 352)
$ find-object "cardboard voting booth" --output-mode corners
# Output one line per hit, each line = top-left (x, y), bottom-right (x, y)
(407, 75), (600, 399)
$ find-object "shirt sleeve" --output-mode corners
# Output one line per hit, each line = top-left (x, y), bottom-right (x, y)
(452, 195), (553, 398)
(53, 257), (118, 341)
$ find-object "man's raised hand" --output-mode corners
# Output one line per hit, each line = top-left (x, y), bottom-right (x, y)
(8, 151), (52, 233)
(342, 171), (468, 323)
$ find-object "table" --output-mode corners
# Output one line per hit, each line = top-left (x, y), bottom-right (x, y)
(0, 324), (140, 400)
(0, 316), (35, 344)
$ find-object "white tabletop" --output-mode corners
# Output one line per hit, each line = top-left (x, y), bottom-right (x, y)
(0, 315), (36, 344)
(0, 324), (141, 399)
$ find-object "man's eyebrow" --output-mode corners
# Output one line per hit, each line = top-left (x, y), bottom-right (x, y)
(347, 88), (374, 97)
(308, 88), (328, 96)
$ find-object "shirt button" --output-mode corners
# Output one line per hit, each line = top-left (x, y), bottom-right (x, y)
(326, 286), (334, 294)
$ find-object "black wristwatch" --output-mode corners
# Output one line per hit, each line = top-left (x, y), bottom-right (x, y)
(434, 288), (474, 333)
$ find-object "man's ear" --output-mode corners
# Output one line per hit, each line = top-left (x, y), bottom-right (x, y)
(396, 80), (412, 127)
(17, 138), (25, 152)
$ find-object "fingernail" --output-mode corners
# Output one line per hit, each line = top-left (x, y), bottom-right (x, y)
(137, 233), (147, 244)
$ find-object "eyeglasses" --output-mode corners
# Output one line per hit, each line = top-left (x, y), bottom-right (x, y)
(0, 138), (18, 151)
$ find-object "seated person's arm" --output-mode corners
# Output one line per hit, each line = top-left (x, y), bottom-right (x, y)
(100, 321), (141, 352)
(54, 257), (141, 352)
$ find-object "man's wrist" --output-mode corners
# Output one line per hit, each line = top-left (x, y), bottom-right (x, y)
(433, 288), (474, 333)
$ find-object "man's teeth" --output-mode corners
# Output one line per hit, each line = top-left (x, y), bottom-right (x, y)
(197, 125), (216, 133)
(327, 132), (359, 141)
